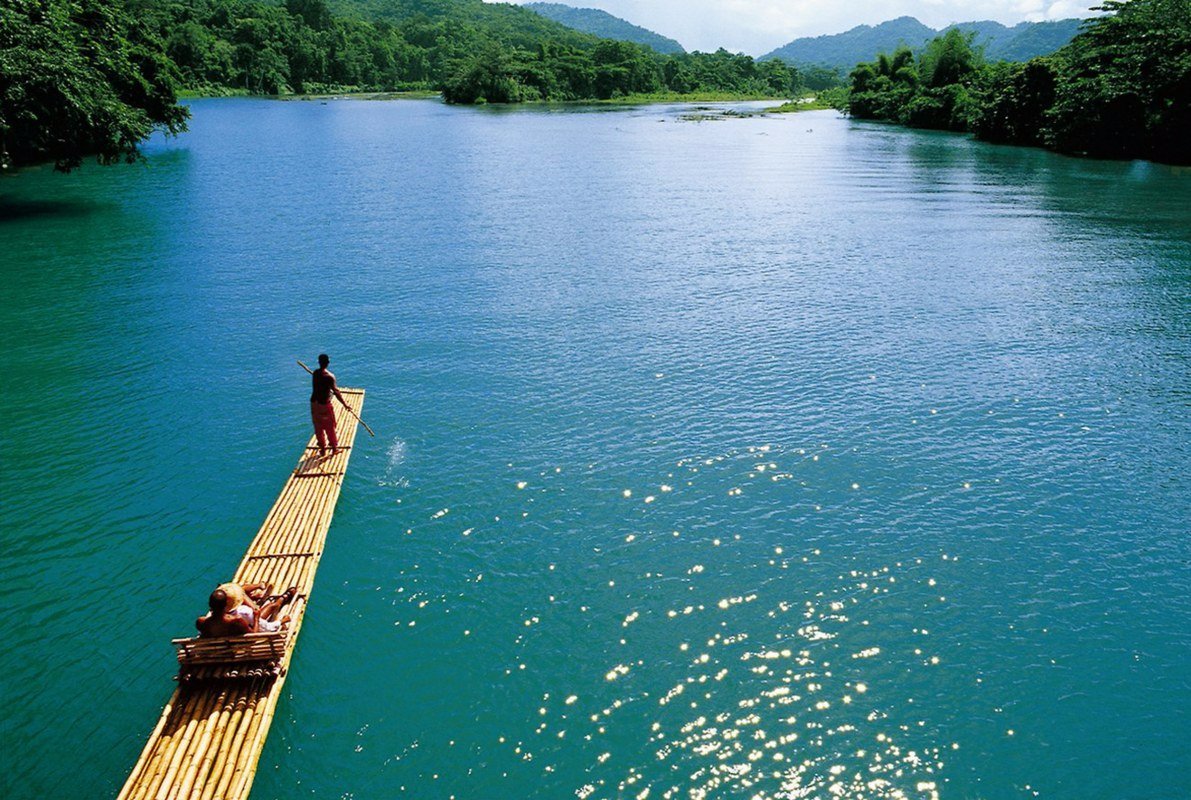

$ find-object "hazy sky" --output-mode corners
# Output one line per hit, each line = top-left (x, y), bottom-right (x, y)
(509, 0), (1099, 55)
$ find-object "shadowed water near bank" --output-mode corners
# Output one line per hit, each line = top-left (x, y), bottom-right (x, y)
(1, 99), (1188, 800)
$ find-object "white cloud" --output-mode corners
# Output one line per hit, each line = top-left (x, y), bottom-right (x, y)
(504, 0), (1100, 55)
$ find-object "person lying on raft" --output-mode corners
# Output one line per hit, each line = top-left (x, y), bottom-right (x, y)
(196, 585), (297, 638)
(218, 582), (270, 620)
(218, 582), (297, 632)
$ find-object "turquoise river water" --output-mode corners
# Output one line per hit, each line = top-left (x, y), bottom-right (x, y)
(1, 99), (1189, 799)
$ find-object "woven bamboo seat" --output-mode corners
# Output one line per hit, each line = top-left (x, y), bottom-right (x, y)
(172, 595), (305, 681)
(173, 631), (288, 666)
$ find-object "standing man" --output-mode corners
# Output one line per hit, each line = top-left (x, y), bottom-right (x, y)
(311, 353), (348, 455)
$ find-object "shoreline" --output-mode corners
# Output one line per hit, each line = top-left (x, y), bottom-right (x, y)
(766, 96), (843, 113)
(176, 88), (824, 109)
(177, 88), (441, 101)
(548, 91), (787, 106)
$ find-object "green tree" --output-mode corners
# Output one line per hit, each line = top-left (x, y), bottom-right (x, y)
(441, 44), (528, 102)
(801, 65), (843, 91)
(760, 57), (800, 96)
(920, 28), (980, 88)
(1046, 0), (1190, 161)
(285, 0), (332, 31)
(0, 0), (187, 171)
(848, 45), (916, 120)
(972, 58), (1058, 145)
(592, 39), (661, 97)
(232, 14), (292, 93)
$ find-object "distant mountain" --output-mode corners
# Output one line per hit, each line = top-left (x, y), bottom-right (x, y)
(982, 19), (1086, 61)
(524, 3), (685, 54)
(762, 16), (932, 67)
(761, 16), (1086, 69)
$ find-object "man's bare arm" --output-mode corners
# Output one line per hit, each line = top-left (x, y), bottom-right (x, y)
(329, 372), (349, 408)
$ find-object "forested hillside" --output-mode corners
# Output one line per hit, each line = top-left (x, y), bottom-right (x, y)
(142, 0), (802, 101)
(846, 0), (1190, 164)
(525, 3), (685, 54)
(763, 16), (1083, 69)
(136, 0), (593, 95)
(765, 17), (932, 69)
(325, 0), (595, 49)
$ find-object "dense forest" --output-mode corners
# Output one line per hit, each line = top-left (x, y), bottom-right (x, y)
(146, 0), (803, 101)
(847, 0), (1190, 164)
(156, 0), (802, 102)
(439, 43), (802, 103)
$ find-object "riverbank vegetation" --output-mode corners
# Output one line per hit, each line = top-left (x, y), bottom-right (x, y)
(846, 0), (1190, 164)
(439, 43), (803, 103)
(768, 87), (849, 113)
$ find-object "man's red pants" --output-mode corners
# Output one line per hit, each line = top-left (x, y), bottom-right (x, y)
(311, 401), (339, 450)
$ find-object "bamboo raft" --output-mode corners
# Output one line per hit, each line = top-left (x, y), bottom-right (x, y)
(118, 389), (364, 800)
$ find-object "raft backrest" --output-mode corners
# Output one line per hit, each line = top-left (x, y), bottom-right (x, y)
(173, 631), (287, 666)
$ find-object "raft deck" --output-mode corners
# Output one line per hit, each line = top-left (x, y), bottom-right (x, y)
(118, 390), (365, 800)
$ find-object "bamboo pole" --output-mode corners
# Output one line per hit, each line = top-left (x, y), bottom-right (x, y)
(118, 690), (179, 799)
(188, 683), (248, 799)
(169, 685), (231, 800)
(222, 684), (275, 798)
(150, 690), (219, 800)
(202, 681), (263, 800)
(130, 689), (206, 800)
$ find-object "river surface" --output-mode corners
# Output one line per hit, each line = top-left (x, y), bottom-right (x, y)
(1, 98), (1189, 800)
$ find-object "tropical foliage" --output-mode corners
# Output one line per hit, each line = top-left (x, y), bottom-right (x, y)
(1, 0), (188, 170)
(846, 0), (1191, 164)
(140, 0), (439, 95)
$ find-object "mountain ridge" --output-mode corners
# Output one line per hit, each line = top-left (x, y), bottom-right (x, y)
(762, 16), (1086, 68)
(524, 2), (685, 53)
